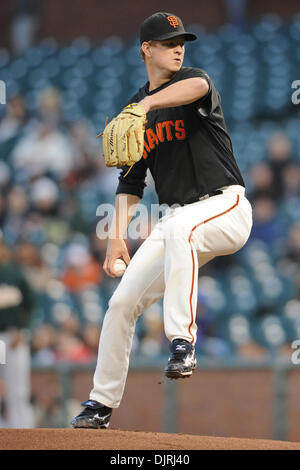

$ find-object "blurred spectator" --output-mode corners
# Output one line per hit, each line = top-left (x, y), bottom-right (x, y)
(267, 133), (294, 199)
(32, 318), (100, 365)
(248, 162), (277, 201)
(82, 322), (101, 358)
(59, 313), (81, 337)
(11, 87), (74, 181)
(31, 324), (56, 365)
(7, 185), (29, 217)
(37, 87), (63, 128)
(0, 194), (6, 226)
(62, 243), (103, 293)
(10, 0), (41, 55)
(0, 162), (12, 193)
(12, 120), (74, 180)
(250, 196), (285, 246)
(0, 242), (36, 428)
(0, 95), (31, 142)
(50, 312), (91, 363)
(68, 119), (98, 163)
(278, 223), (300, 273)
(63, 119), (101, 190)
(16, 212), (45, 246)
(293, 269), (300, 301)
(20, 207), (70, 246)
(3, 185), (29, 245)
(54, 330), (94, 363)
(281, 163), (300, 200)
(14, 241), (52, 293)
(30, 177), (60, 216)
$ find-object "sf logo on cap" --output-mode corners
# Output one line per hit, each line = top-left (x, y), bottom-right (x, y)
(167, 16), (179, 28)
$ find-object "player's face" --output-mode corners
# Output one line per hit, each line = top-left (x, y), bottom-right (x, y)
(148, 37), (185, 73)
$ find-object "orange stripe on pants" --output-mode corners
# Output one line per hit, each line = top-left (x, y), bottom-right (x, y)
(187, 195), (240, 343)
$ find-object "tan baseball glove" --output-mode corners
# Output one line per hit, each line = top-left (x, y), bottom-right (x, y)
(97, 103), (147, 171)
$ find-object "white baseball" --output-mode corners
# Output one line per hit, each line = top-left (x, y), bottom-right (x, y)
(113, 258), (127, 277)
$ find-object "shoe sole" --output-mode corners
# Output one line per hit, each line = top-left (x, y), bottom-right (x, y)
(71, 418), (110, 429)
(72, 424), (109, 429)
(72, 424), (110, 429)
(165, 369), (195, 380)
(165, 371), (192, 380)
(165, 362), (197, 380)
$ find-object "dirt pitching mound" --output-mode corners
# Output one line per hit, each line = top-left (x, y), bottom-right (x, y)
(1, 428), (300, 450)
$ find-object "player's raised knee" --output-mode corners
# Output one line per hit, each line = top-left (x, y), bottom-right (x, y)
(108, 291), (140, 317)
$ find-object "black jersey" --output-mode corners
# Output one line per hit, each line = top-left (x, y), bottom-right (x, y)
(116, 66), (245, 206)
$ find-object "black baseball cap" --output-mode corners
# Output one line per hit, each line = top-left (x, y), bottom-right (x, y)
(140, 12), (197, 44)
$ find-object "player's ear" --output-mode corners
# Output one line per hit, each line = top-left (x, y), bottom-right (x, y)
(141, 41), (153, 60)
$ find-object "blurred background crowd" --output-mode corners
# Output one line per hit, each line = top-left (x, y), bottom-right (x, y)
(0, 0), (300, 427)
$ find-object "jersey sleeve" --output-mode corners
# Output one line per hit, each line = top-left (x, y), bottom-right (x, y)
(116, 159), (148, 199)
(179, 67), (220, 118)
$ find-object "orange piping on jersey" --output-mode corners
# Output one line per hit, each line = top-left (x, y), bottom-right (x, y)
(187, 194), (240, 343)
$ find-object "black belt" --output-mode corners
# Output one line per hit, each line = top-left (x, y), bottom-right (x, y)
(179, 189), (224, 207)
(198, 189), (223, 201)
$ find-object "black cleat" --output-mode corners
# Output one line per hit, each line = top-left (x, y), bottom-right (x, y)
(165, 339), (196, 379)
(70, 400), (112, 429)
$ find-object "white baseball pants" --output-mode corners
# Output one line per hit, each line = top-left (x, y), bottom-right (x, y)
(90, 185), (253, 407)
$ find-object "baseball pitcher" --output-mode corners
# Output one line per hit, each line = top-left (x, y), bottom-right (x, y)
(71, 12), (253, 429)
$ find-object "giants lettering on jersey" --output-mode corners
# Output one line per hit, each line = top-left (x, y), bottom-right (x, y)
(143, 119), (186, 159)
